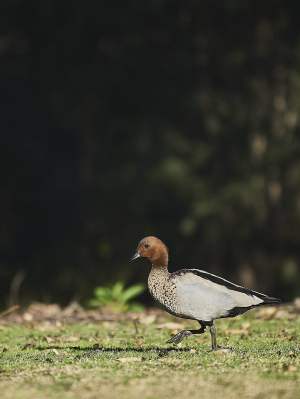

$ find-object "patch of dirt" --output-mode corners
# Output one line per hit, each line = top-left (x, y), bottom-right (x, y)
(0, 302), (166, 325)
(0, 299), (299, 326)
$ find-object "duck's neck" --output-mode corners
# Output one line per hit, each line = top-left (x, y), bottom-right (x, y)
(152, 250), (169, 269)
(148, 250), (170, 288)
(149, 264), (169, 279)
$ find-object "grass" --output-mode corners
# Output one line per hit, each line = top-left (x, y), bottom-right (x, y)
(0, 312), (299, 399)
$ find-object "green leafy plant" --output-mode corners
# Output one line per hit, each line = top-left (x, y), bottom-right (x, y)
(88, 281), (145, 312)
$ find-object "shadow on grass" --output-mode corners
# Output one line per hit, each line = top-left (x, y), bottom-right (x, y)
(35, 345), (190, 356)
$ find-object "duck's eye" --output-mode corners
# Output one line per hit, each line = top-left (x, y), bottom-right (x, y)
(144, 243), (150, 249)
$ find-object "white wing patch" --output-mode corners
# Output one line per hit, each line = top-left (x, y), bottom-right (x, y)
(175, 272), (263, 321)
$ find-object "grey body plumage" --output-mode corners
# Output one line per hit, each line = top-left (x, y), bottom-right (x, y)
(148, 266), (279, 322)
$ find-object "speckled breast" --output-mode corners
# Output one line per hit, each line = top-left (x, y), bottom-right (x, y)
(147, 268), (179, 316)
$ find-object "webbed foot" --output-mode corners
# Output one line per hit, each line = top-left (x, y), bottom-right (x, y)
(166, 330), (193, 345)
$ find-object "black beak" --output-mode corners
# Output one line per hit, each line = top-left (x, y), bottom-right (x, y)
(130, 252), (140, 262)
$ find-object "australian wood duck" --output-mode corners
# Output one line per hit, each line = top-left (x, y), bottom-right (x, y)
(131, 236), (280, 350)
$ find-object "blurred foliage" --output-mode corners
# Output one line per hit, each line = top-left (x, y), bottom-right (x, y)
(0, 1), (300, 305)
(88, 282), (145, 312)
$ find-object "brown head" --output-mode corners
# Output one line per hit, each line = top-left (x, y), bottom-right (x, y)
(130, 236), (169, 267)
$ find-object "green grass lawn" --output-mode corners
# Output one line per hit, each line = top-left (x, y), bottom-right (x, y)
(0, 313), (299, 399)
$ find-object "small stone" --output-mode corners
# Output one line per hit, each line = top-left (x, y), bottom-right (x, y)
(23, 313), (33, 321)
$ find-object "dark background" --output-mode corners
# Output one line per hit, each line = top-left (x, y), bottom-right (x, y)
(1, 0), (300, 307)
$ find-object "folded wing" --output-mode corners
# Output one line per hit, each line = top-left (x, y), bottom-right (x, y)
(173, 269), (280, 322)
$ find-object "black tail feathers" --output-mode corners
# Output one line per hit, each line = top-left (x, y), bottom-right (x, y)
(261, 296), (281, 305)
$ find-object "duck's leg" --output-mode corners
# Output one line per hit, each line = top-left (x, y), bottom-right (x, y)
(208, 322), (233, 351)
(167, 321), (206, 344)
(209, 322), (217, 351)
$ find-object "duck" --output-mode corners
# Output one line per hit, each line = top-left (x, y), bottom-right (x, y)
(131, 236), (280, 350)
